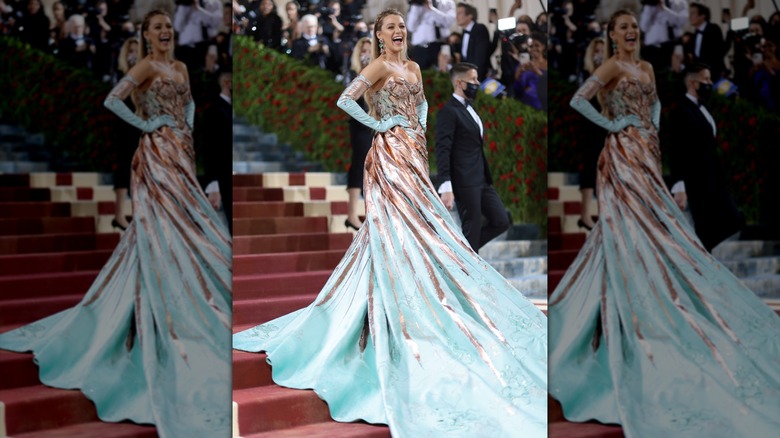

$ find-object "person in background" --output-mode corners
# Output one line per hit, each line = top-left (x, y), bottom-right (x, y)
(344, 36), (372, 230)
(111, 36), (141, 231)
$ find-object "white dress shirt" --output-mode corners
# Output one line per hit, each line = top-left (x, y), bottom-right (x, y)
(639, 0), (688, 47)
(174, 4), (222, 46)
(686, 93), (716, 137)
(438, 93), (483, 194)
(694, 22), (706, 58)
(407, 1), (455, 46)
(461, 21), (474, 59)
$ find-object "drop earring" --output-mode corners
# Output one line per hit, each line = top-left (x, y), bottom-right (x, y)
(379, 39), (385, 54)
(611, 41), (617, 53)
(146, 39), (151, 54)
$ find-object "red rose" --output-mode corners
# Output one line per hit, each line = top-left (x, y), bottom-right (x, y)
(489, 141), (497, 152)
(514, 116), (524, 127)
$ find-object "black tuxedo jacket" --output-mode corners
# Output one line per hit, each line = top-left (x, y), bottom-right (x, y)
(692, 22), (725, 78)
(462, 22), (491, 81)
(668, 96), (743, 250)
(435, 97), (492, 189)
(202, 95), (233, 188)
(291, 36), (335, 70)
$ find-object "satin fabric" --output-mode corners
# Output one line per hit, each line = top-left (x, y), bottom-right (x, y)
(0, 77), (232, 438)
(234, 76), (548, 437)
(550, 76), (780, 437)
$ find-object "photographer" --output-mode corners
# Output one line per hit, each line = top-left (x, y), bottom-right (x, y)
(291, 13), (336, 71)
(639, 0), (688, 71)
(12, 0), (49, 51)
(513, 31), (546, 110)
(251, 0), (282, 50)
(408, 0), (455, 70)
(492, 17), (533, 96)
(318, 0), (343, 42)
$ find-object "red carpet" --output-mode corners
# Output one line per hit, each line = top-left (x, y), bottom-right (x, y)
(231, 172), (390, 437)
(0, 173), (156, 437)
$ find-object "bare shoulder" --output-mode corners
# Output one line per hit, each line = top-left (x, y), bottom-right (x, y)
(359, 58), (388, 87)
(592, 57), (621, 85)
(639, 60), (656, 81)
(126, 58), (154, 84)
(173, 60), (190, 81)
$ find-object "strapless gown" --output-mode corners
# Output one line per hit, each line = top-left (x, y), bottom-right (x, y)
(549, 76), (780, 437)
(0, 77), (232, 437)
(233, 76), (548, 437)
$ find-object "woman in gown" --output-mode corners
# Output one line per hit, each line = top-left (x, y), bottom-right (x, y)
(0, 10), (232, 438)
(233, 8), (547, 437)
(549, 10), (780, 437)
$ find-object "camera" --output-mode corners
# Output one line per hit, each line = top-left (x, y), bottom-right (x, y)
(317, 6), (335, 16)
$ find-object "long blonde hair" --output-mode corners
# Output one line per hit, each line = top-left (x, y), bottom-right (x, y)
(351, 37), (372, 74)
(139, 9), (174, 60)
(366, 8), (408, 119)
(583, 37), (604, 75)
(118, 37), (139, 74)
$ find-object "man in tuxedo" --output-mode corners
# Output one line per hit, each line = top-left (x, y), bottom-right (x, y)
(203, 71), (234, 234)
(668, 63), (743, 252)
(435, 63), (509, 251)
(455, 2), (491, 81)
(688, 2), (725, 79)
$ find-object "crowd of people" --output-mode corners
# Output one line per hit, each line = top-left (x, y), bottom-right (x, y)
(239, 0), (548, 109)
(548, 0), (780, 111)
(1, 0), (232, 82)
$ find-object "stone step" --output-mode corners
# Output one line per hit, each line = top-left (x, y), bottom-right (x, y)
(487, 256), (547, 278)
(508, 274), (548, 299)
(0, 161), (49, 173)
(741, 274), (780, 298)
(712, 240), (780, 261)
(233, 161), (284, 174)
(720, 256), (780, 278)
(547, 172), (579, 188)
(478, 240), (547, 260)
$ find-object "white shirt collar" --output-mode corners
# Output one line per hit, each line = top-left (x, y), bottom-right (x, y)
(685, 93), (699, 106)
(464, 21), (474, 32)
(696, 22), (707, 32)
(220, 93), (231, 104)
(452, 93), (467, 105)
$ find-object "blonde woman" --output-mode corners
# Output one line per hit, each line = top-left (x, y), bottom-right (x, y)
(343, 36), (372, 230)
(235, 8), (547, 438)
(0, 10), (231, 438)
(550, 10), (780, 436)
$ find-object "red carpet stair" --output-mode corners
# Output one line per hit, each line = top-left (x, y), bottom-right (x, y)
(0, 172), (157, 437)
(231, 171), (390, 438)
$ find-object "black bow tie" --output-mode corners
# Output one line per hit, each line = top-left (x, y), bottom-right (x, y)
(463, 99), (472, 108)
(696, 29), (704, 34)
(463, 29), (470, 34)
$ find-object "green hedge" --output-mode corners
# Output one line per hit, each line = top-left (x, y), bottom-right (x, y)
(234, 36), (547, 232)
(548, 70), (779, 224)
(0, 36), (219, 172)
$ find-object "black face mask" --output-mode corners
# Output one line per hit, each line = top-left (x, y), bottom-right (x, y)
(356, 30), (369, 39)
(697, 82), (713, 102)
(463, 81), (479, 100)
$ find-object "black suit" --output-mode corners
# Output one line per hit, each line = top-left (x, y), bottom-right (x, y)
(690, 22), (725, 79)
(436, 96), (508, 251)
(668, 96), (743, 251)
(203, 95), (233, 234)
(461, 22), (491, 81)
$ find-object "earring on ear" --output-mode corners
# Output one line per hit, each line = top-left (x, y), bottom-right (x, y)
(379, 39), (384, 54)
(611, 40), (617, 53)
(146, 39), (151, 54)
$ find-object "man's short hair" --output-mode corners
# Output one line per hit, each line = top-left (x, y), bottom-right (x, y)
(449, 62), (477, 82)
(685, 62), (710, 82)
(690, 3), (710, 22)
(457, 2), (477, 22)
